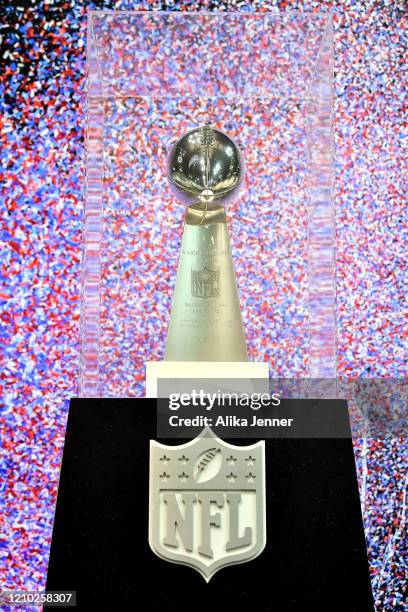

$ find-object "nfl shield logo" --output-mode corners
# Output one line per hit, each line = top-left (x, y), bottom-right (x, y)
(149, 429), (266, 581)
(191, 266), (220, 299)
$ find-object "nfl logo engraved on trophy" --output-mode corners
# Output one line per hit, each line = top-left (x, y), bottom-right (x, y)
(149, 428), (266, 581)
(191, 267), (220, 299)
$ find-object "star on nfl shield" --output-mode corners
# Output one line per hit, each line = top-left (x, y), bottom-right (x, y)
(148, 428), (266, 582)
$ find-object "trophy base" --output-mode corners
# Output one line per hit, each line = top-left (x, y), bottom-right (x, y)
(45, 398), (374, 611)
(146, 361), (269, 397)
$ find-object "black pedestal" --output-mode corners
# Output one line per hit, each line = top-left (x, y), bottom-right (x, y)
(46, 399), (373, 610)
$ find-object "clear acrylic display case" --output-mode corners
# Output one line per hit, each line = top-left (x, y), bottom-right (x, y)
(82, 11), (335, 397)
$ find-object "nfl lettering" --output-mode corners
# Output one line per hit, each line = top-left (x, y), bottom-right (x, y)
(191, 267), (220, 299)
(149, 430), (266, 581)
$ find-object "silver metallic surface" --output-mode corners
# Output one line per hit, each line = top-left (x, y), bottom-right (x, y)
(164, 222), (248, 361)
(149, 428), (266, 582)
(165, 126), (247, 361)
(168, 125), (243, 207)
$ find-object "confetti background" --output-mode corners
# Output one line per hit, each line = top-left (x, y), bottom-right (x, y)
(86, 11), (334, 396)
(0, 1), (406, 611)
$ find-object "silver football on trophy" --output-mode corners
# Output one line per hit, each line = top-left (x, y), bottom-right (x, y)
(168, 125), (244, 206)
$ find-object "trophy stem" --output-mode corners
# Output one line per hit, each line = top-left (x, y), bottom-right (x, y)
(165, 206), (248, 362)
